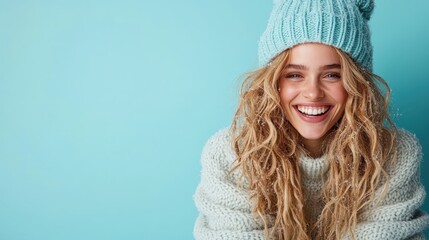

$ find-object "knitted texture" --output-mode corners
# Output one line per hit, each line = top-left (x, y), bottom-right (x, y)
(193, 128), (429, 239)
(258, 0), (374, 70)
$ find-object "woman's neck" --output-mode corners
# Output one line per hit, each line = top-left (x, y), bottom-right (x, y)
(302, 139), (324, 158)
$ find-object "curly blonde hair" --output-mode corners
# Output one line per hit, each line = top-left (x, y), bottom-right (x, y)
(229, 46), (397, 239)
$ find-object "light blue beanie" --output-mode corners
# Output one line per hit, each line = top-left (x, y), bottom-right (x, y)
(258, 0), (374, 70)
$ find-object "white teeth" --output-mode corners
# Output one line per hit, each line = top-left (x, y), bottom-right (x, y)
(297, 106), (329, 116)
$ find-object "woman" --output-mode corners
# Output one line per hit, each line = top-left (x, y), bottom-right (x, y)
(194, 0), (429, 239)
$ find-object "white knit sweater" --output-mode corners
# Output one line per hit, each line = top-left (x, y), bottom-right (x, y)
(193, 127), (429, 239)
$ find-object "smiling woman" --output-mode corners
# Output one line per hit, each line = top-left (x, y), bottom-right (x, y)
(193, 0), (429, 239)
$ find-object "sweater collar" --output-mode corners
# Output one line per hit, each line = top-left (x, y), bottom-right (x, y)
(299, 154), (329, 179)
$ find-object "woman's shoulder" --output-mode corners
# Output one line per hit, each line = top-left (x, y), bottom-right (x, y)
(385, 128), (423, 178)
(200, 126), (237, 175)
(396, 128), (423, 159)
(203, 126), (233, 150)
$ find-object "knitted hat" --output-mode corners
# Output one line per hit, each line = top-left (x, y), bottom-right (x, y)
(258, 0), (374, 70)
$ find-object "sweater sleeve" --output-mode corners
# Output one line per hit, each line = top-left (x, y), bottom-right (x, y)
(345, 130), (429, 240)
(193, 128), (265, 240)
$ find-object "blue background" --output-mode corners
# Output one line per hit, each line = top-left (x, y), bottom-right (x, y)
(0, 0), (428, 239)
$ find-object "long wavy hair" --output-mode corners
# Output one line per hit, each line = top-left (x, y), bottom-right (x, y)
(229, 46), (397, 239)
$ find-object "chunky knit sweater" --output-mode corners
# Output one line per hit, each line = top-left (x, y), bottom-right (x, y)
(193, 127), (429, 239)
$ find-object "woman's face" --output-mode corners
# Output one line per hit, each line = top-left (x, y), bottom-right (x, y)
(278, 43), (348, 152)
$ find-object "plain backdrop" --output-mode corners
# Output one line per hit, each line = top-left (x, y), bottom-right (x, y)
(0, 0), (428, 239)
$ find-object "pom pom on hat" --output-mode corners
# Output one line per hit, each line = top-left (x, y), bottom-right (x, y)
(355, 0), (375, 20)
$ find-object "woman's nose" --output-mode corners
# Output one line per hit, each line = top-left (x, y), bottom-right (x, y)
(302, 79), (324, 100)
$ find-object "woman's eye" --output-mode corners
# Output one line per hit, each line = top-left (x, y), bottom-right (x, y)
(324, 73), (341, 79)
(286, 74), (302, 79)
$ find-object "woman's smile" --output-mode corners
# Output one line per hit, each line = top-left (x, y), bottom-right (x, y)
(294, 104), (331, 123)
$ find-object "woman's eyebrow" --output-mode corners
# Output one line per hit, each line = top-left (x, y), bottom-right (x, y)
(284, 64), (341, 70)
(320, 64), (341, 70)
(284, 64), (307, 70)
